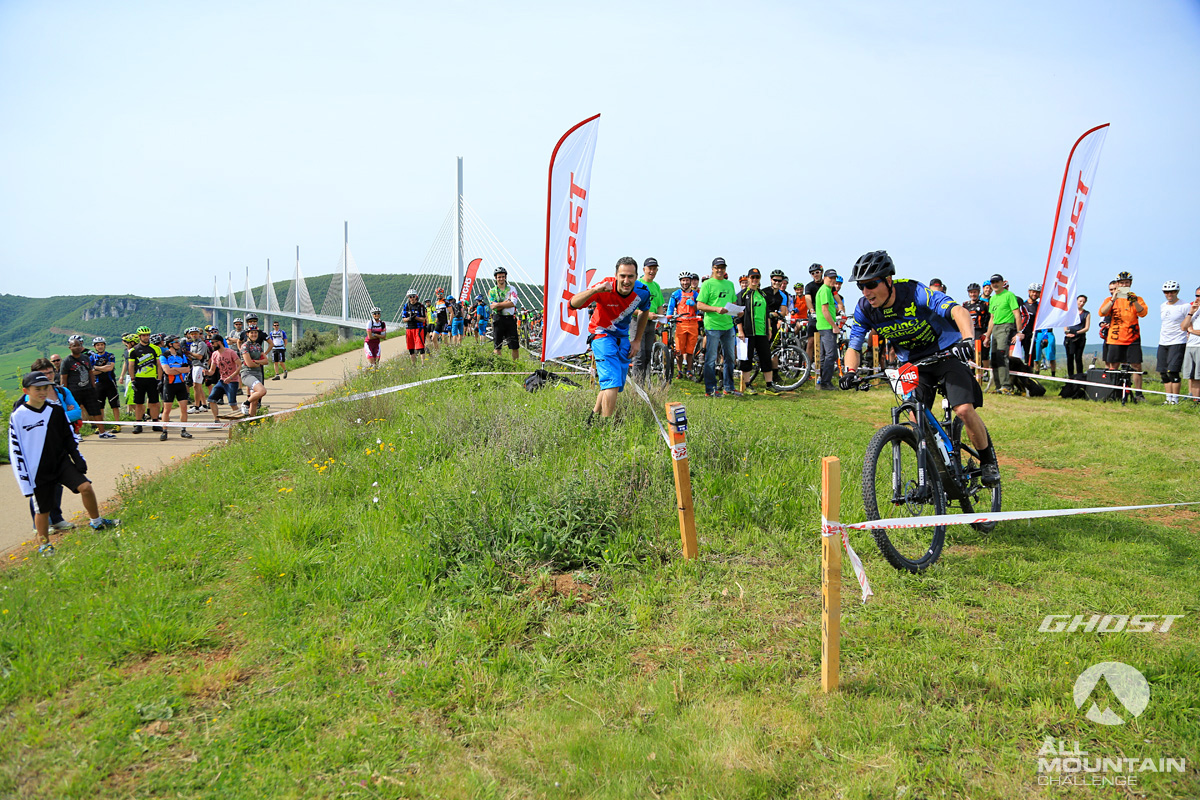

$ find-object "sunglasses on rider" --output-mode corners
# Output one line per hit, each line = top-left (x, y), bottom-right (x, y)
(856, 279), (882, 291)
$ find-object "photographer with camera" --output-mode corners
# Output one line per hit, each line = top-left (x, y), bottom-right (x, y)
(1098, 270), (1149, 396)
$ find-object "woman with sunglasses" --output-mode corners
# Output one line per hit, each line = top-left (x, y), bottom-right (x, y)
(839, 250), (1000, 487)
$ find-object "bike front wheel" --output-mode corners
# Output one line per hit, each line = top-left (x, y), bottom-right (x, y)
(862, 424), (947, 572)
(772, 345), (811, 390)
(951, 418), (1001, 532)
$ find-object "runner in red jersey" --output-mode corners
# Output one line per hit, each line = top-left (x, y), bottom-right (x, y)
(569, 257), (652, 420)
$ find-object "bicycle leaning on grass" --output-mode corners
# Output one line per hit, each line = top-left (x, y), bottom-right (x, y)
(846, 351), (1003, 572)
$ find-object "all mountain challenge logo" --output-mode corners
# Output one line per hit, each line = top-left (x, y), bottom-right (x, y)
(1035, 662), (1186, 787)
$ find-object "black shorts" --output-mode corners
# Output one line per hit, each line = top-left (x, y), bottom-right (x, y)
(163, 382), (190, 403)
(71, 385), (102, 416)
(1107, 342), (1143, 365)
(96, 382), (120, 409)
(1157, 343), (1186, 373)
(740, 335), (772, 373)
(32, 459), (88, 513)
(493, 316), (520, 351)
(272, 350), (287, 363)
(133, 376), (161, 405)
(914, 356), (983, 410)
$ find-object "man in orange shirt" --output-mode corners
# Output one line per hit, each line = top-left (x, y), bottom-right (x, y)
(1098, 270), (1149, 393)
(666, 271), (701, 376)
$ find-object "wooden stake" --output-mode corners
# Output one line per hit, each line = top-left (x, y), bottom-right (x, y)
(821, 456), (841, 692)
(975, 338), (984, 384)
(665, 401), (698, 560)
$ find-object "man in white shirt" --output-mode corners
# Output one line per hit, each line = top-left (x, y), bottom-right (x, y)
(1178, 284), (1200, 404)
(1158, 281), (1192, 404)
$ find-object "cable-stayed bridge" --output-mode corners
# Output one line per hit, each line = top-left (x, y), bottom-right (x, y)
(196, 158), (544, 337)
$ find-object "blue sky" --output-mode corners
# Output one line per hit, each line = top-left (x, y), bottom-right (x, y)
(2, 1), (1198, 341)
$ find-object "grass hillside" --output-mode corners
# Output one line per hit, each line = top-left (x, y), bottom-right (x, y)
(1, 344), (1197, 798)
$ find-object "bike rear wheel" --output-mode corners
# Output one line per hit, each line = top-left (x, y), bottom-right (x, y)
(862, 424), (947, 572)
(648, 341), (673, 387)
(950, 418), (1001, 532)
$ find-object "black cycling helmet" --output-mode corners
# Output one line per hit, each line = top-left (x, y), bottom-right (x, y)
(967, 283), (981, 291)
(769, 269), (786, 279)
(808, 263), (823, 275)
(493, 267), (507, 276)
(849, 251), (895, 283)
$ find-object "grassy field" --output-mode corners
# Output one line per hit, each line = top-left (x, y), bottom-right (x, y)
(0, 345), (1197, 798)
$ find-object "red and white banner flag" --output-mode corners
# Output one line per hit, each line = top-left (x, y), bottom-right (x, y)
(1035, 123), (1109, 330)
(459, 257), (482, 303)
(541, 114), (600, 362)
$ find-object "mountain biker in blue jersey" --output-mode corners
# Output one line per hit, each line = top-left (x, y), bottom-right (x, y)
(839, 250), (1000, 487)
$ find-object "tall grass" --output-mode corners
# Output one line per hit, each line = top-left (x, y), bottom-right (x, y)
(0, 346), (1197, 798)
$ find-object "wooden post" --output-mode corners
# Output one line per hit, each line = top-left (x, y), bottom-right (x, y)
(975, 338), (984, 384)
(821, 456), (841, 692)
(665, 402), (698, 560)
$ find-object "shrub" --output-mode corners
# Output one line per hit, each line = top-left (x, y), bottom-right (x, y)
(291, 330), (338, 357)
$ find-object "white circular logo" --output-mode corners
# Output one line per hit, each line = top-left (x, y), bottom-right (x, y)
(1073, 662), (1150, 725)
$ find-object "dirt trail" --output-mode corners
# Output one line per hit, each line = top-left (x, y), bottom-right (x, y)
(1, 335), (412, 555)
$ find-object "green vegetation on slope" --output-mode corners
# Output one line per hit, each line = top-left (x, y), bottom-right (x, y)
(0, 348), (1197, 798)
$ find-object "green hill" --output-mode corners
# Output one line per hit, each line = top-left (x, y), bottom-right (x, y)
(0, 349), (1196, 797)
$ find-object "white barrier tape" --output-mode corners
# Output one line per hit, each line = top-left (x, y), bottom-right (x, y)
(825, 500), (1199, 604)
(821, 516), (875, 604)
(843, 500), (1200, 533)
(82, 419), (228, 430)
(627, 377), (672, 448)
(1007, 370), (1177, 399)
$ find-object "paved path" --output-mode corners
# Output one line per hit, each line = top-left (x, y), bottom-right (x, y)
(1, 335), (412, 555)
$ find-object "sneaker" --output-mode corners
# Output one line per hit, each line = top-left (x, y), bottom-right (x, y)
(271, 375), (280, 381)
(241, 402), (250, 416)
(51, 520), (74, 531)
(98, 431), (116, 439)
(160, 430), (168, 441)
(724, 390), (743, 398)
(152, 422), (163, 432)
(1000, 387), (1016, 396)
(705, 391), (716, 398)
(742, 386), (757, 396)
(89, 518), (120, 531)
(180, 429), (193, 439)
(818, 384), (836, 391)
(764, 383), (782, 395)
(37, 543), (55, 557)
(981, 462), (1001, 487)
(132, 425), (143, 434)
(283, 370), (288, 378)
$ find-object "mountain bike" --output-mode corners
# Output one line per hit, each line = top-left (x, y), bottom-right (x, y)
(744, 317), (811, 390)
(847, 351), (1002, 573)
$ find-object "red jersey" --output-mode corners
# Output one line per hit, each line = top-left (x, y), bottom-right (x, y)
(586, 277), (652, 338)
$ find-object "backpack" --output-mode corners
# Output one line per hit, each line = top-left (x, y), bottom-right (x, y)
(1059, 374), (1089, 400)
(523, 369), (582, 393)
(1008, 356), (1046, 397)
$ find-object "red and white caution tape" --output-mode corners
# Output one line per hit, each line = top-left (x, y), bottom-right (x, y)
(822, 515), (874, 603)
(1007, 370), (1178, 399)
(825, 501), (1200, 603)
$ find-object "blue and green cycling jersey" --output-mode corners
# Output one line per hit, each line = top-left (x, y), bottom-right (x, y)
(847, 279), (961, 363)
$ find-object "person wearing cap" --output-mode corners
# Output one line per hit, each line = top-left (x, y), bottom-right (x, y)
(735, 269), (780, 394)
(1018, 284), (1043, 372)
(929, 278), (946, 292)
(488, 268), (521, 360)
(10, 371), (119, 555)
(696, 257), (741, 397)
(982, 274), (1020, 394)
(18, 358), (80, 534)
(365, 307), (387, 367)
(803, 264), (824, 364)
(239, 325), (269, 415)
(448, 295), (465, 344)
(813, 269), (841, 390)
(632, 258), (665, 380)
(158, 336), (193, 440)
(128, 327), (163, 433)
(1099, 271), (1149, 393)
(962, 283), (991, 373)
(401, 291), (427, 364)
(89, 337), (121, 438)
(269, 321), (289, 379)
(568, 257), (652, 419)
(61, 335), (105, 434)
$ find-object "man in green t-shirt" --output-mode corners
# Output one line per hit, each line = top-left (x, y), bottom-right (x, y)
(632, 257), (665, 379)
(696, 257), (741, 397)
(983, 273), (1020, 393)
(814, 268), (841, 390)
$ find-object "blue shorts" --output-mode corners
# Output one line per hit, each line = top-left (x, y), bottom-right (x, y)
(593, 334), (631, 392)
(477, 323), (488, 335)
(208, 380), (239, 406)
(451, 319), (464, 335)
(1034, 330), (1056, 362)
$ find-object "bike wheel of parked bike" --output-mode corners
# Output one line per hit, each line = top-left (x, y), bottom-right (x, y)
(648, 341), (673, 387)
(862, 423), (948, 573)
(950, 418), (1001, 533)
(772, 345), (811, 390)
